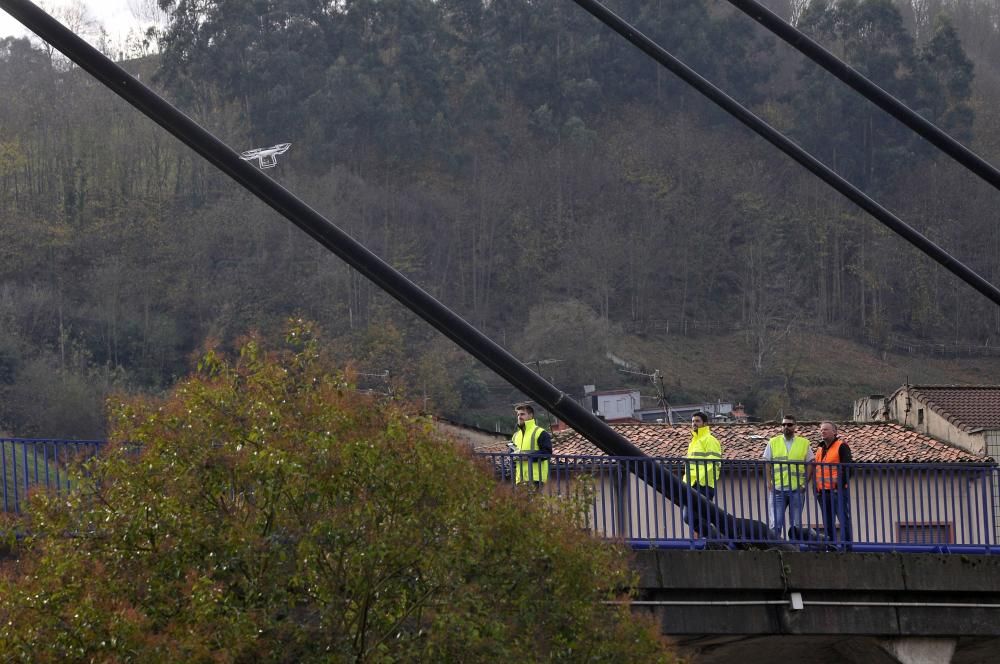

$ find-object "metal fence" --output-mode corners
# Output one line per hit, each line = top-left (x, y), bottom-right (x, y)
(4, 441), (996, 554)
(477, 453), (1000, 554)
(0, 438), (105, 513)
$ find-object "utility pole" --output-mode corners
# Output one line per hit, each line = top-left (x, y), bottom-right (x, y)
(617, 367), (670, 423)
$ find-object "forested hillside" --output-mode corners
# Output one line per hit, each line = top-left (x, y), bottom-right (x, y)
(1, 0), (999, 437)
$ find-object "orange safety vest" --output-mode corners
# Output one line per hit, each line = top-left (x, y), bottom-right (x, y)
(815, 439), (843, 491)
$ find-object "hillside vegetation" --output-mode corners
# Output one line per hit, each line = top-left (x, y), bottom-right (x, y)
(1, 0), (1000, 436)
(460, 320), (1000, 432)
(615, 329), (1000, 421)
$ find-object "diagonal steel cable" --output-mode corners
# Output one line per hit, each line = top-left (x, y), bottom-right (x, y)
(0, 0), (640, 459)
(724, 0), (1000, 193)
(0, 0), (779, 540)
(570, 0), (1000, 308)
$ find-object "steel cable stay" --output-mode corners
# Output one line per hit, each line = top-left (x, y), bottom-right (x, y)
(0, 0), (749, 536)
(6, 0), (772, 542)
(721, 0), (1000, 194)
(7, 0), (987, 545)
(0, 0), (639, 455)
(570, 0), (1000, 309)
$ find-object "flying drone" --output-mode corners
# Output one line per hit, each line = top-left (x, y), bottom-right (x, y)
(240, 143), (291, 169)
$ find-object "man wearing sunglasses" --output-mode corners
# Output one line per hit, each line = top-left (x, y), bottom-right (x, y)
(763, 415), (814, 539)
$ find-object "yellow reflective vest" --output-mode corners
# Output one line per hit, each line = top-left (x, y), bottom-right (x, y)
(684, 426), (722, 488)
(513, 419), (549, 484)
(767, 435), (810, 490)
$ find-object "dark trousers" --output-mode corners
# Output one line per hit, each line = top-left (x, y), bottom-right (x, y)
(682, 484), (718, 538)
(816, 488), (852, 544)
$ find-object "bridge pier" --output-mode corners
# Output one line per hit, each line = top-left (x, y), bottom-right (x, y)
(880, 637), (957, 664)
(834, 637), (957, 664)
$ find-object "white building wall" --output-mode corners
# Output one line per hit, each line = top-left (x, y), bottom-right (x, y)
(595, 391), (640, 420)
(887, 390), (986, 455)
(569, 462), (995, 546)
(988, 430), (1000, 539)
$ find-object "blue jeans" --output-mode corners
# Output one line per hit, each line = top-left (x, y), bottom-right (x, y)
(772, 489), (803, 539)
(816, 488), (852, 544)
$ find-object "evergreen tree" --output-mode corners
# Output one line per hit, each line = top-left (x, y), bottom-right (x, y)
(916, 14), (974, 141)
(793, 0), (923, 192)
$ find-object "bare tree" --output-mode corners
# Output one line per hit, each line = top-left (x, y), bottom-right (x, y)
(127, 0), (170, 27)
(790, 0), (810, 26)
(32, 0), (100, 64)
(42, 0), (98, 35)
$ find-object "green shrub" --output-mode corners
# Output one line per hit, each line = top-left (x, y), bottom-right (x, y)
(0, 322), (673, 662)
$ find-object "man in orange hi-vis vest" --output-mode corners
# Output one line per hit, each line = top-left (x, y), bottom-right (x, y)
(815, 421), (853, 546)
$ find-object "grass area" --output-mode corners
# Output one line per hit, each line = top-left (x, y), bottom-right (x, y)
(461, 329), (1000, 427)
(616, 329), (1000, 421)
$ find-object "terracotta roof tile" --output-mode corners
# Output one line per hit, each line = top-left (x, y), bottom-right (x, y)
(544, 422), (988, 463)
(906, 385), (1000, 432)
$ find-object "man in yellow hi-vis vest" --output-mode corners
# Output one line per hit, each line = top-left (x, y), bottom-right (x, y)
(510, 404), (552, 487)
(682, 411), (722, 534)
(763, 415), (814, 539)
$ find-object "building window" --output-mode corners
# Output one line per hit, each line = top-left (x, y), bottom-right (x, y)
(897, 522), (953, 544)
(917, 408), (924, 425)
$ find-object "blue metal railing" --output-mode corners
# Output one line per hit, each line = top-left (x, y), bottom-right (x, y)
(476, 453), (1000, 554)
(4, 441), (997, 554)
(0, 438), (105, 513)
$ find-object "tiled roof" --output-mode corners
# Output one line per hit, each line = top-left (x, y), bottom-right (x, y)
(538, 422), (987, 463)
(904, 385), (1000, 432)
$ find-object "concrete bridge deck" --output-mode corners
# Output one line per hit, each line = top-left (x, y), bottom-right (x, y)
(631, 550), (1000, 663)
